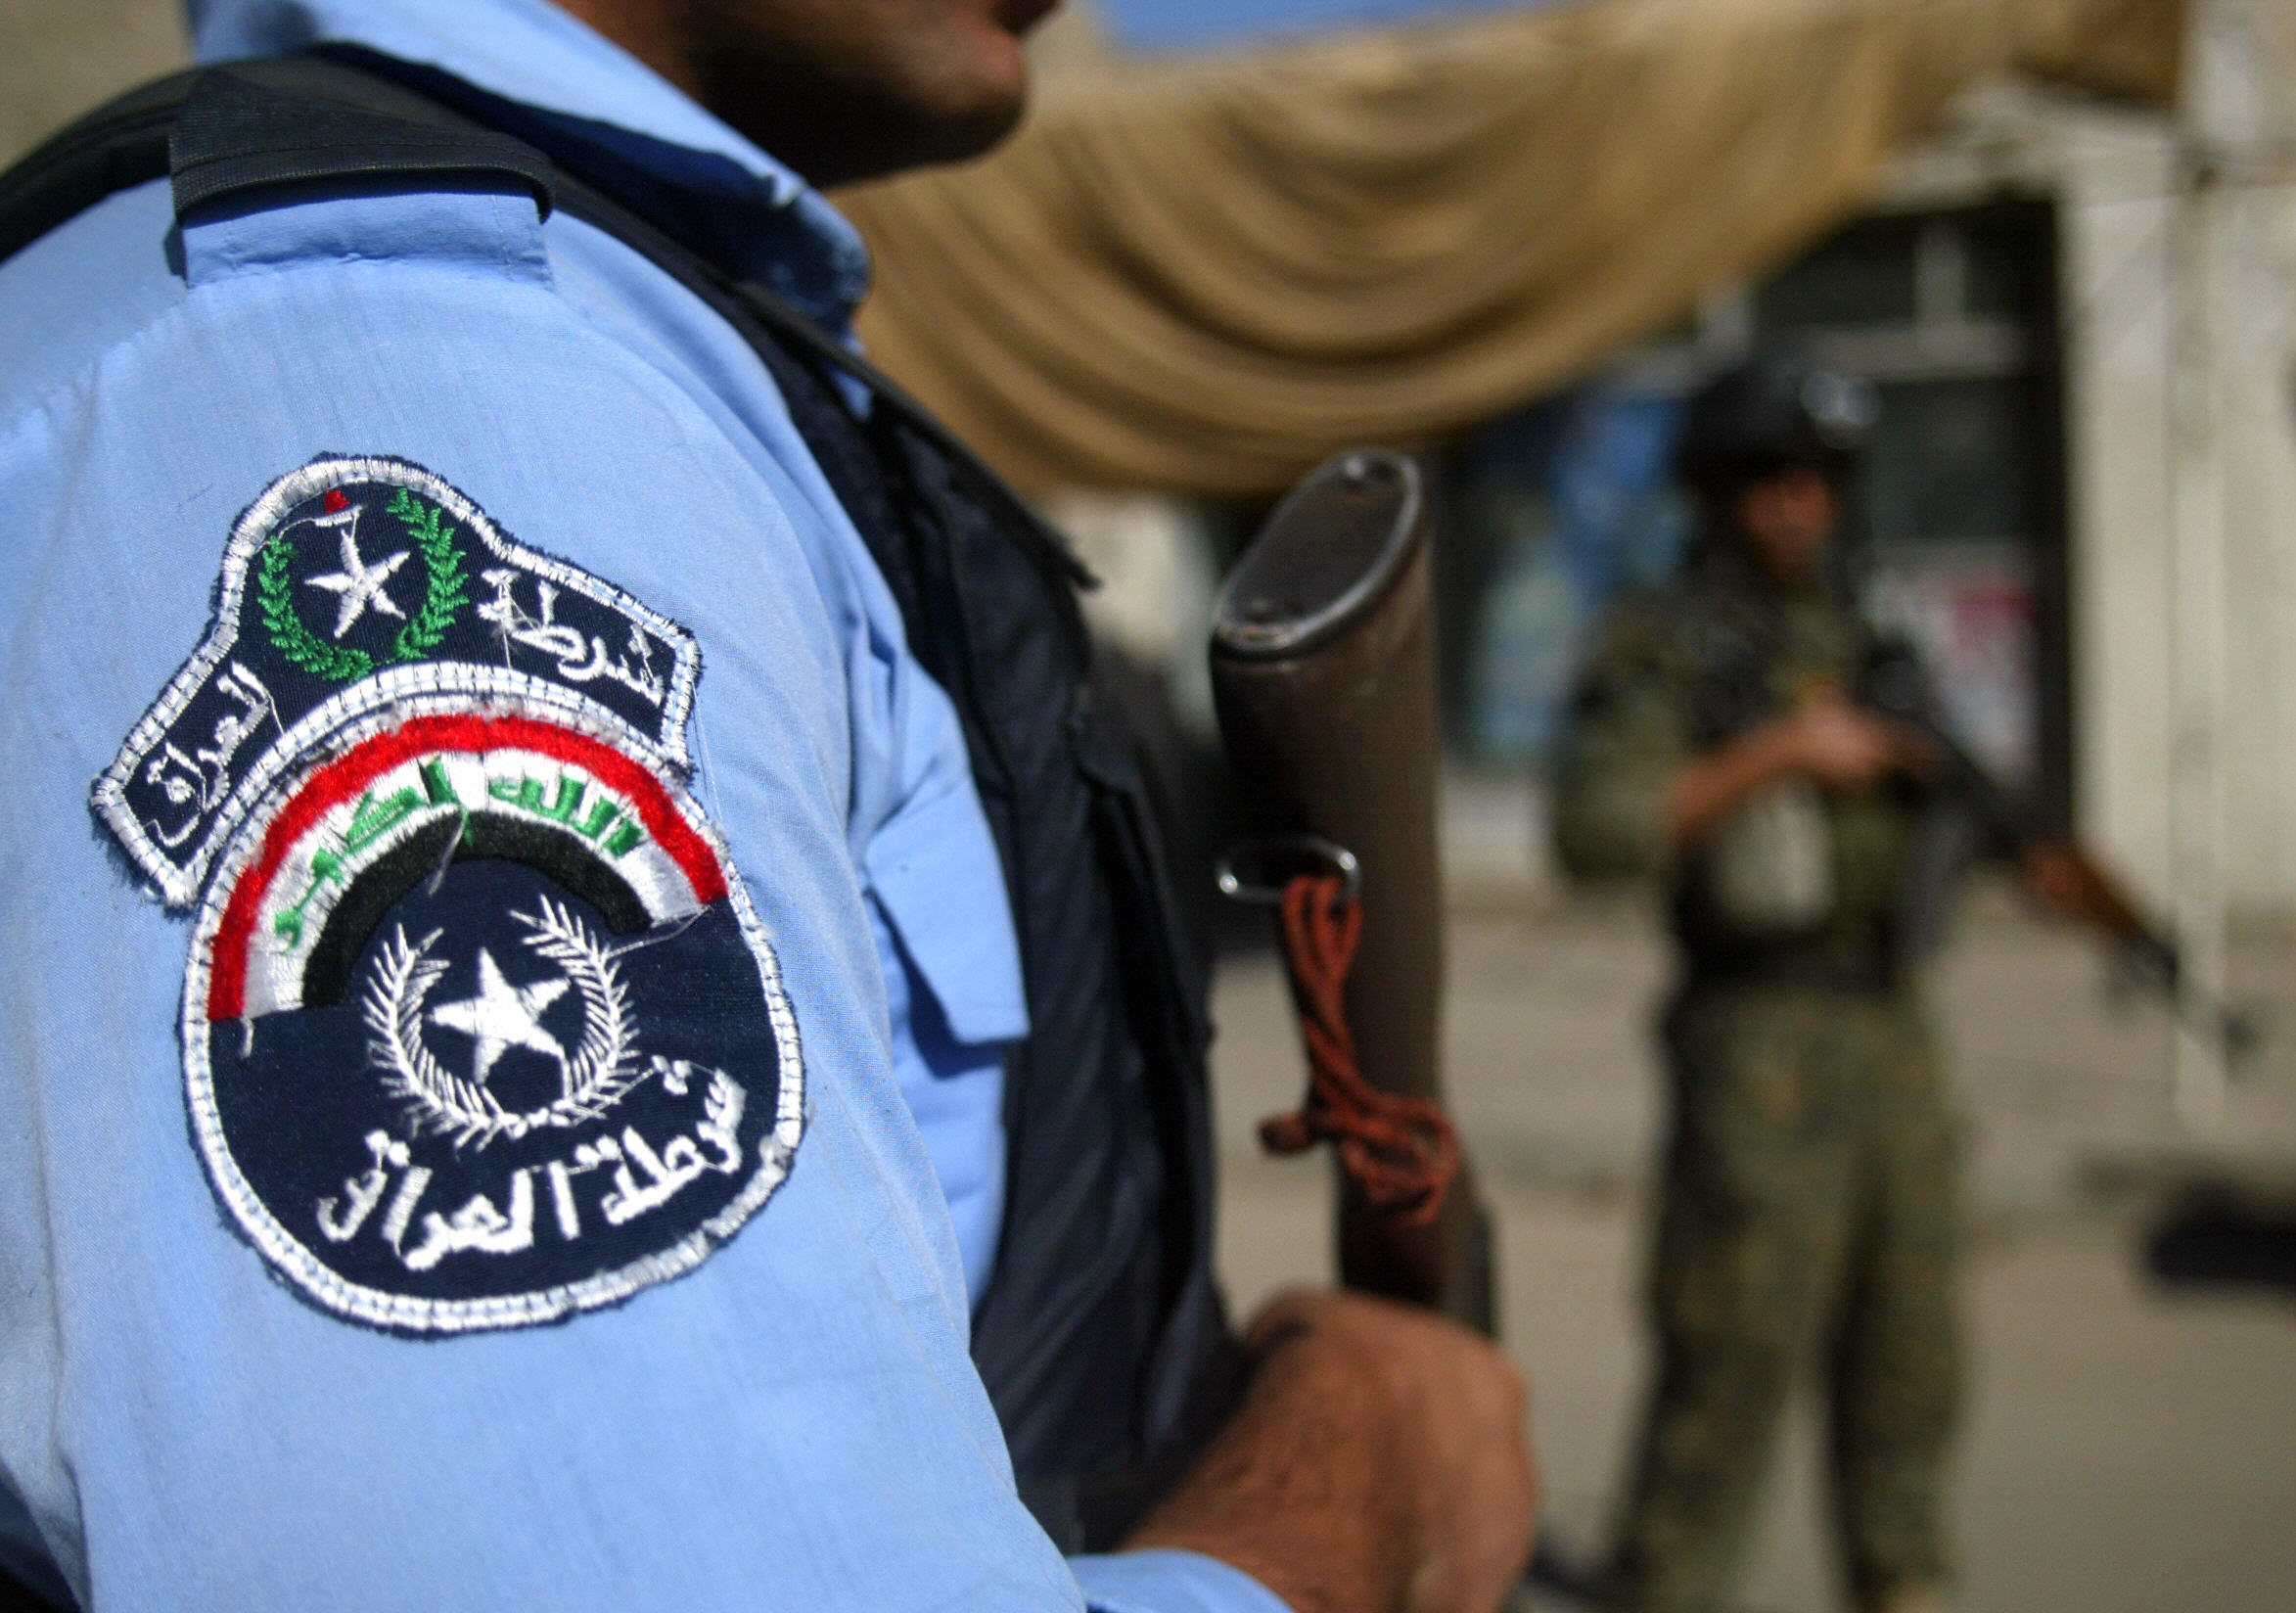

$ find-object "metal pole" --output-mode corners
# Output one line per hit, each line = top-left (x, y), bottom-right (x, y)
(2166, 129), (2228, 1134)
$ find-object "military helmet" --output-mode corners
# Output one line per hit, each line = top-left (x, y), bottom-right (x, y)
(1675, 353), (1879, 493)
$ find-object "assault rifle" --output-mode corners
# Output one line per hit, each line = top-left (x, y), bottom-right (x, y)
(1862, 638), (2260, 1064)
(1208, 450), (1495, 1333)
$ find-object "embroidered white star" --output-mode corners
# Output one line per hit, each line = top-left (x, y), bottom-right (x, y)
(303, 510), (412, 640)
(428, 948), (571, 1087)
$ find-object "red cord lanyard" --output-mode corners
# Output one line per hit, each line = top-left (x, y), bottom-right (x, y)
(1258, 872), (1460, 1226)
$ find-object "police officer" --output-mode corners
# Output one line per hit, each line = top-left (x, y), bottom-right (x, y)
(1554, 355), (1960, 1613)
(0, 1), (1533, 1609)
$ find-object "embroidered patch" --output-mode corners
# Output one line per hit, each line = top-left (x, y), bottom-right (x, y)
(98, 459), (802, 1335)
(96, 456), (700, 910)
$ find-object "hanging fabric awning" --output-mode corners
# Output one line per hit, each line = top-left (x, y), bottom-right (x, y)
(834, 0), (2182, 495)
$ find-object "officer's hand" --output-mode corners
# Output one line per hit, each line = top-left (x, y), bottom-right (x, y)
(1778, 687), (1931, 792)
(1123, 1288), (1537, 1613)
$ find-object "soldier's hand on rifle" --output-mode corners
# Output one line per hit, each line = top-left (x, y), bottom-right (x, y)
(1779, 685), (1934, 792)
(1125, 1288), (1537, 1613)
(1670, 684), (1935, 849)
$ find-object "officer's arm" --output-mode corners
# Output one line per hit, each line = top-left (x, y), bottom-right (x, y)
(3, 170), (1534, 1613)
(0, 180), (1088, 1611)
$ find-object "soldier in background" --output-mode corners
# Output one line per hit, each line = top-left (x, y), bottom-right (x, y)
(1554, 355), (1986, 1613)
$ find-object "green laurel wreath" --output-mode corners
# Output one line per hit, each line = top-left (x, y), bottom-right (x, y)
(381, 486), (470, 665)
(256, 486), (470, 683)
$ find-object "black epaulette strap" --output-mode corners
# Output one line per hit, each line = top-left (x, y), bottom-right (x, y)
(0, 55), (550, 262)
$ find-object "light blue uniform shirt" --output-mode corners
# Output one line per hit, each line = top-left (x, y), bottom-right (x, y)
(0, 3), (1283, 1610)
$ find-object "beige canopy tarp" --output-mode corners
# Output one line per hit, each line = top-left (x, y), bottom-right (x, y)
(835, 0), (2181, 495)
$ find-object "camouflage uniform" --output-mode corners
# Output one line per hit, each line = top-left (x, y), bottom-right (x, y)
(1555, 545), (1958, 1613)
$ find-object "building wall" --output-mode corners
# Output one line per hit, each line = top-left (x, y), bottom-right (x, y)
(2217, 185), (2296, 918)
(2202, 0), (2296, 922)
(1886, 2), (2296, 924)
(2062, 0), (2296, 922)
(2058, 104), (2181, 910)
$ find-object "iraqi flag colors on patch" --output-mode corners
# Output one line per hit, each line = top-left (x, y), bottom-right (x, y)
(99, 459), (804, 1335)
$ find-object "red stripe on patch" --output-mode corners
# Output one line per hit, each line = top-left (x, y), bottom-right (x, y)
(207, 714), (724, 1021)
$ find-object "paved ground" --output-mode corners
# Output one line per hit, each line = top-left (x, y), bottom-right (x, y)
(1207, 893), (2296, 1613)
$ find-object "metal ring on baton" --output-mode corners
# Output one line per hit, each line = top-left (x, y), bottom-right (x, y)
(1215, 834), (1361, 908)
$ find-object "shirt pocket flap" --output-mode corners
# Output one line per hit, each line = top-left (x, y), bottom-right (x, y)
(863, 784), (1030, 1048)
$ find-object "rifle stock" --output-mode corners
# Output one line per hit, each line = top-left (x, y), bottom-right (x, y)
(1210, 450), (1496, 1332)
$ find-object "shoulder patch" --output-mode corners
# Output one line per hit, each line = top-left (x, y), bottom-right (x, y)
(97, 457), (801, 1335)
(99, 455), (700, 908)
